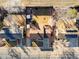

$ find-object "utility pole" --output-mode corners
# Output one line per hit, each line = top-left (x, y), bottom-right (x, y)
(24, 7), (32, 46)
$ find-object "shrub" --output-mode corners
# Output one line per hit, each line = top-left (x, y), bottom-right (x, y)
(67, 8), (77, 18)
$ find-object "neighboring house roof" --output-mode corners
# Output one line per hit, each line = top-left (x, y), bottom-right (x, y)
(0, 0), (79, 7)
(21, 0), (79, 7)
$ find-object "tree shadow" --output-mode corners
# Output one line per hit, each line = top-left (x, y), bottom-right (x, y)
(8, 48), (21, 59)
(31, 20), (40, 30)
(61, 48), (78, 59)
(20, 46), (30, 56)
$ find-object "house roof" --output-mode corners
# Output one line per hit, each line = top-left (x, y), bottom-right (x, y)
(0, 0), (79, 7)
